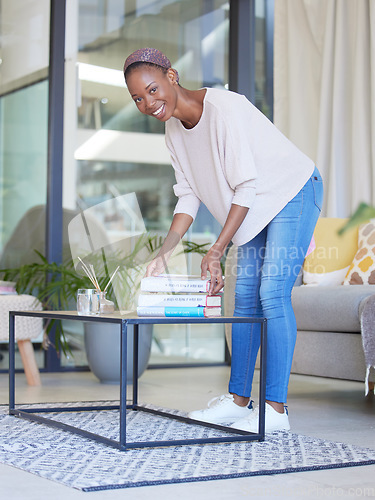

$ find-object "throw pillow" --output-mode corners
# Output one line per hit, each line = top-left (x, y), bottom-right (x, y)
(343, 220), (375, 285)
(303, 267), (350, 286)
(303, 218), (358, 286)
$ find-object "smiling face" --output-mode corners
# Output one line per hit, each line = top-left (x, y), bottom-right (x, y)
(125, 64), (178, 121)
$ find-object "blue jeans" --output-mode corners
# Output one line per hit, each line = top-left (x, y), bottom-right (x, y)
(228, 166), (323, 403)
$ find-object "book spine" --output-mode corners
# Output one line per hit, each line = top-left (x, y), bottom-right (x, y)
(0, 287), (17, 295)
(137, 294), (220, 307)
(137, 306), (206, 317)
(140, 279), (209, 293)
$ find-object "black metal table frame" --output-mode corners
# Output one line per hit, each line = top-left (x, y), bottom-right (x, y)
(9, 311), (267, 451)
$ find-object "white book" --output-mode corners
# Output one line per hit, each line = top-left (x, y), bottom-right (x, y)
(0, 280), (16, 287)
(140, 275), (212, 293)
(138, 293), (221, 308)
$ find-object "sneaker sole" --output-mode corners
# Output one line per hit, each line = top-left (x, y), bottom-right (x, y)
(231, 422), (291, 432)
(188, 412), (252, 425)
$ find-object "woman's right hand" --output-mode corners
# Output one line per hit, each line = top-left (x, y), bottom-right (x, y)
(145, 255), (167, 277)
(145, 214), (194, 277)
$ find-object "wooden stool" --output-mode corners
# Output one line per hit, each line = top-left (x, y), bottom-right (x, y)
(0, 295), (43, 386)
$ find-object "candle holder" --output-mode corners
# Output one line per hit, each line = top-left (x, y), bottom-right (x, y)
(77, 289), (115, 316)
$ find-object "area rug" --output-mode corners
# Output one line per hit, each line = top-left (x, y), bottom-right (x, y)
(0, 401), (375, 492)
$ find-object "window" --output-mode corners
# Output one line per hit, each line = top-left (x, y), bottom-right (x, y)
(0, 0), (50, 372)
(62, 0), (230, 366)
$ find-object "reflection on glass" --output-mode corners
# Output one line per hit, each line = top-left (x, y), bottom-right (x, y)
(0, 82), (49, 370)
(0, 0), (50, 95)
(0, 0), (50, 371)
(255, 0), (273, 119)
(75, 0), (229, 235)
(65, 0), (230, 366)
(0, 83), (48, 264)
(77, 0), (229, 132)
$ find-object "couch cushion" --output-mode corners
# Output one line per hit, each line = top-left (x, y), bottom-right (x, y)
(292, 285), (375, 332)
(291, 330), (366, 381)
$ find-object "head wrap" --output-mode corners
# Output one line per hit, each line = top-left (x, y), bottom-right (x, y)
(123, 47), (179, 83)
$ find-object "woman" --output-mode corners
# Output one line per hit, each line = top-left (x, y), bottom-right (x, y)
(124, 48), (323, 433)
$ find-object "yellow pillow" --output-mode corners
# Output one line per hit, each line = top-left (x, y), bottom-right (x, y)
(343, 220), (375, 285)
(303, 218), (358, 285)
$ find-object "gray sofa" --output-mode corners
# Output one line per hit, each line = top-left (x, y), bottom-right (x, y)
(291, 284), (374, 381)
(224, 246), (375, 382)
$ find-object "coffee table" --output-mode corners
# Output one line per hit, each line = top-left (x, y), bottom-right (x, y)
(9, 310), (267, 451)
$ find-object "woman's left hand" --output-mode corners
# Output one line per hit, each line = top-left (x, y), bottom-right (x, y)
(200, 204), (249, 295)
(201, 244), (225, 295)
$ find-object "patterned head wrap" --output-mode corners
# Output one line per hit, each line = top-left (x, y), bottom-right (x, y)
(123, 47), (179, 83)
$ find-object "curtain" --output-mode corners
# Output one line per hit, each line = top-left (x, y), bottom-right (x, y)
(274, 0), (375, 217)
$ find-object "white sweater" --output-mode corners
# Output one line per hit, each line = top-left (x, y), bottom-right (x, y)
(165, 88), (315, 246)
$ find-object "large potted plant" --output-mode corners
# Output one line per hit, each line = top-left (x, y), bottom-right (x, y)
(80, 233), (163, 384)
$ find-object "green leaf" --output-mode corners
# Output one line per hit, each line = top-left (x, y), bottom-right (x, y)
(338, 203), (375, 235)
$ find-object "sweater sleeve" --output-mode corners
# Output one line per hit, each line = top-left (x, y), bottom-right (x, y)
(219, 96), (257, 209)
(165, 132), (201, 220)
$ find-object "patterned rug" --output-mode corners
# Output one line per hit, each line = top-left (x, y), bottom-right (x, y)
(1, 401), (375, 492)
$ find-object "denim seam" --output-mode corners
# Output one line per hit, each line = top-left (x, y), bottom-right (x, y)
(311, 176), (323, 211)
(242, 279), (262, 397)
(265, 184), (304, 403)
(232, 242), (263, 399)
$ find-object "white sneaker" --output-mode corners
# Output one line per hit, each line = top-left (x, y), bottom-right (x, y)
(230, 402), (290, 433)
(188, 394), (253, 424)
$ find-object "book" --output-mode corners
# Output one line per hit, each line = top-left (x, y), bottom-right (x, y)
(0, 280), (17, 295)
(137, 306), (222, 318)
(140, 275), (212, 293)
(137, 293), (221, 308)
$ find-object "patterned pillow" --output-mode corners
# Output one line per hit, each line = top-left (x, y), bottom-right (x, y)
(343, 220), (375, 285)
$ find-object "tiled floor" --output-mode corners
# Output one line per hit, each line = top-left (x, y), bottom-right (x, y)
(0, 366), (374, 499)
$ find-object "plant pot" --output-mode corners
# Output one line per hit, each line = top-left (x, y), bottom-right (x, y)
(84, 322), (153, 384)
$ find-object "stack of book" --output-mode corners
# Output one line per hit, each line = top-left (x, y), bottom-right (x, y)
(137, 274), (222, 317)
(0, 280), (17, 295)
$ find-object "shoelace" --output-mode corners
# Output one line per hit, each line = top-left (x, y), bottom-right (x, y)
(206, 394), (254, 410)
(207, 394), (231, 408)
